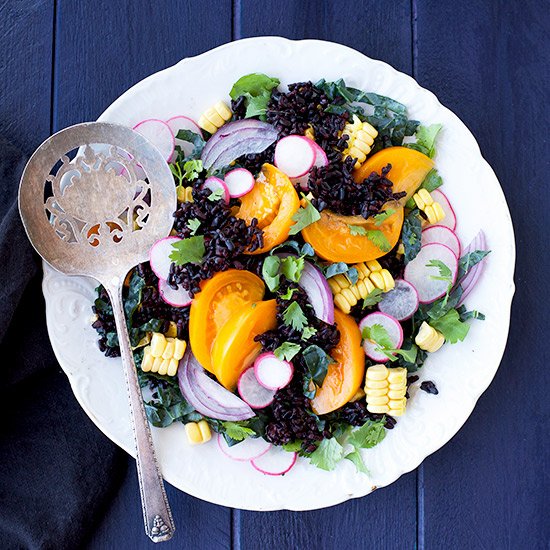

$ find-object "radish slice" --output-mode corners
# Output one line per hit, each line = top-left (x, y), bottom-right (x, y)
(217, 433), (271, 462)
(430, 189), (457, 231)
(166, 115), (203, 160)
(238, 367), (276, 409)
(203, 176), (230, 203)
(421, 225), (461, 258)
(254, 353), (293, 390)
(251, 447), (298, 476)
(224, 168), (255, 197)
(149, 236), (181, 281)
(293, 141), (330, 189)
(378, 279), (420, 321)
(359, 312), (404, 362)
(274, 135), (316, 178)
(158, 279), (192, 307)
(132, 119), (175, 162)
(404, 243), (459, 303)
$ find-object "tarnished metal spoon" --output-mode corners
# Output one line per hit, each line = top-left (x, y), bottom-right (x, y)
(18, 122), (176, 543)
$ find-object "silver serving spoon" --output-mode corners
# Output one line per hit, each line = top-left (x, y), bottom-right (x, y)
(18, 122), (177, 543)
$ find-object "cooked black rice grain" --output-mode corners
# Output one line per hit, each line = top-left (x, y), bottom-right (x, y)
(420, 380), (439, 395)
(170, 186), (264, 296)
(235, 143), (275, 177)
(332, 399), (396, 430)
(230, 95), (247, 120)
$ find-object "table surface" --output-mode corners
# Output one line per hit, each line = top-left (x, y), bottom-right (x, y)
(2, 0), (548, 548)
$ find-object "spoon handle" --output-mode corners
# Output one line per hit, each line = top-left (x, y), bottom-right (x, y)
(106, 279), (175, 543)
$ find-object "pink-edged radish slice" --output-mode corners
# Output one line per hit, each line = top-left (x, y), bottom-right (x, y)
(251, 447), (298, 476)
(359, 312), (404, 362)
(430, 189), (457, 231)
(132, 119), (175, 162)
(217, 433), (271, 462)
(238, 367), (276, 409)
(203, 176), (230, 203)
(224, 168), (255, 198)
(149, 236), (181, 281)
(166, 115), (203, 161)
(254, 353), (294, 390)
(404, 243), (458, 303)
(158, 279), (192, 307)
(293, 141), (329, 189)
(378, 279), (420, 321)
(274, 135), (316, 178)
(421, 225), (460, 258)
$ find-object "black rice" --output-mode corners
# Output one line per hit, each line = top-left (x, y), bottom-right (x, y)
(420, 380), (439, 395)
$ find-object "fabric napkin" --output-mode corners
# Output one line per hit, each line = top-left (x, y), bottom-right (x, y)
(0, 137), (127, 549)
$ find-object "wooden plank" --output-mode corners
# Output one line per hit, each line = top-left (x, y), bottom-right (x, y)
(53, 2), (233, 548)
(0, 0), (53, 152)
(235, 3), (417, 548)
(415, 1), (549, 548)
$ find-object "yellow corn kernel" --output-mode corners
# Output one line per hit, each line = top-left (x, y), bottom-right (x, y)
(355, 263), (371, 279)
(415, 321), (445, 353)
(162, 340), (175, 360)
(332, 274), (350, 289)
(355, 279), (368, 297)
(173, 339), (186, 360)
(340, 288), (357, 307)
(150, 333), (167, 357)
(363, 277), (376, 295)
(185, 421), (211, 445)
(334, 295), (351, 314)
(167, 358), (179, 377)
(349, 284), (362, 300)
(366, 364), (388, 381)
(366, 260), (382, 272)
(396, 243), (405, 256)
(304, 125), (315, 140)
(369, 271), (385, 290)
(341, 115), (378, 168)
(198, 101), (232, 134)
(197, 420), (212, 442)
(328, 279), (342, 294)
(141, 347), (154, 372)
(151, 356), (163, 374)
(158, 358), (169, 376)
(365, 366), (407, 416)
(177, 186), (194, 204)
(165, 321), (178, 338)
(424, 202), (446, 224)
(414, 189), (433, 210)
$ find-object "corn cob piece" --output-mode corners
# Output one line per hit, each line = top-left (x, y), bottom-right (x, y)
(341, 114), (378, 167)
(198, 101), (232, 134)
(141, 332), (187, 376)
(185, 420), (212, 445)
(412, 188), (446, 225)
(364, 365), (407, 416)
(415, 321), (445, 353)
(328, 261), (395, 313)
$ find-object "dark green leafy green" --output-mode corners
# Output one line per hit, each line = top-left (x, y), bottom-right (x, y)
(402, 209), (422, 263)
(324, 262), (350, 279)
(405, 124), (442, 158)
(175, 129), (206, 159)
(262, 255), (281, 292)
(457, 250), (490, 280)
(302, 344), (335, 386)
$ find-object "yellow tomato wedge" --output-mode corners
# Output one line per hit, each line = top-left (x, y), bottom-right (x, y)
(210, 300), (277, 390)
(189, 270), (265, 373)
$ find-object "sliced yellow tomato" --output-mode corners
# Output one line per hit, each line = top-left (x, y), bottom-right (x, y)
(311, 309), (365, 415)
(211, 300), (277, 390)
(302, 203), (404, 263)
(237, 163), (300, 254)
(353, 146), (434, 203)
(189, 270), (265, 373)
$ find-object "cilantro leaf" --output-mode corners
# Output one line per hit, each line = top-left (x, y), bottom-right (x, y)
(207, 187), (225, 202)
(402, 209), (422, 263)
(279, 287), (298, 300)
(221, 421), (255, 441)
(229, 73), (280, 119)
(280, 255), (305, 282)
(348, 225), (367, 236)
(405, 124), (442, 158)
(273, 342), (301, 362)
(427, 259), (453, 282)
(430, 308), (470, 343)
(362, 323), (394, 350)
(169, 236), (205, 265)
(282, 441), (303, 453)
(379, 344), (418, 364)
(302, 344), (334, 386)
(309, 438), (344, 471)
(372, 208), (396, 226)
(345, 450), (370, 475)
(186, 218), (201, 235)
(366, 230), (391, 252)
(183, 159), (203, 181)
(347, 419), (387, 449)
(262, 255), (281, 292)
(289, 199), (321, 235)
(362, 288), (384, 308)
(282, 302), (308, 332)
(302, 326), (317, 340)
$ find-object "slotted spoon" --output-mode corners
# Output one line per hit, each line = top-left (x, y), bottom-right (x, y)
(18, 122), (177, 543)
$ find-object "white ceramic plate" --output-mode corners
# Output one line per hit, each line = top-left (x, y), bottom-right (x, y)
(42, 37), (515, 511)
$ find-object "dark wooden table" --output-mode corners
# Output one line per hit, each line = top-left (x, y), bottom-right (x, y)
(2, 1), (548, 548)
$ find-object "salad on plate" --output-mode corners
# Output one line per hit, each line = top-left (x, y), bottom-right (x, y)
(92, 74), (489, 476)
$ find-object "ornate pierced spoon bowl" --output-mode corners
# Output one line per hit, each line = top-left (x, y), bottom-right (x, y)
(18, 122), (177, 543)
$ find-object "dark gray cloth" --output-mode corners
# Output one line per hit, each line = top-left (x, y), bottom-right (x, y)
(0, 137), (126, 549)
